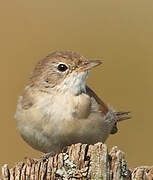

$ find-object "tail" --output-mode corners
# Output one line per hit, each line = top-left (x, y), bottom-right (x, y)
(115, 111), (131, 122)
(110, 111), (131, 134)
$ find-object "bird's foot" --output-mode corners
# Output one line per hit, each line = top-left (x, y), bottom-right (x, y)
(40, 152), (54, 161)
(25, 152), (55, 163)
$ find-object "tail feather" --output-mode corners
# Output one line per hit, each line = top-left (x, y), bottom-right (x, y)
(115, 111), (131, 122)
(110, 111), (131, 134)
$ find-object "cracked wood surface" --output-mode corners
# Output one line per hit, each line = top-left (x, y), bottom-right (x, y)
(1, 143), (153, 180)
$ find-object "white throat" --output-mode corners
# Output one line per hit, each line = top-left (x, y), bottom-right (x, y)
(56, 71), (89, 95)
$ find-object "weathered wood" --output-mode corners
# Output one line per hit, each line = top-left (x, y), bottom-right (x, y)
(1, 143), (153, 180)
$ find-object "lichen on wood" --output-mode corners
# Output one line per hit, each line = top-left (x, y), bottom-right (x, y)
(1, 143), (153, 180)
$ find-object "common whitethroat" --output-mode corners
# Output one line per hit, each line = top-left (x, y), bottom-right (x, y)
(15, 51), (130, 155)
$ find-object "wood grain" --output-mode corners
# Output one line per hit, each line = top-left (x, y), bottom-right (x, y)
(1, 143), (152, 180)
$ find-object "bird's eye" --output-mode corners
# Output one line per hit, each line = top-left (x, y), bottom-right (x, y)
(57, 64), (68, 72)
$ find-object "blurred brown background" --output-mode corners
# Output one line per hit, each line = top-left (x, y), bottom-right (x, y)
(0, 0), (153, 169)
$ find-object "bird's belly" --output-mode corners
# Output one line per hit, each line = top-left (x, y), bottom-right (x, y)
(17, 109), (110, 153)
(16, 93), (113, 153)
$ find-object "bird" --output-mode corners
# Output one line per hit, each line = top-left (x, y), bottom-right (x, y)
(15, 50), (130, 156)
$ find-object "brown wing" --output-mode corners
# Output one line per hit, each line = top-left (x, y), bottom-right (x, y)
(86, 86), (131, 134)
(86, 86), (109, 115)
(86, 86), (117, 134)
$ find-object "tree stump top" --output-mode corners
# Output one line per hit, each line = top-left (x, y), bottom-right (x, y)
(1, 143), (153, 180)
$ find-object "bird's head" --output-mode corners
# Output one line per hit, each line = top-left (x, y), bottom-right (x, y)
(29, 51), (102, 95)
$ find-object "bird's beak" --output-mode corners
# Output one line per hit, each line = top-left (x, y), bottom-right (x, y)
(78, 60), (103, 71)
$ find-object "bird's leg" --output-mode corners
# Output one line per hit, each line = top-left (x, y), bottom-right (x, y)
(27, 152), (55, 163)
(40, 152), (55, 161)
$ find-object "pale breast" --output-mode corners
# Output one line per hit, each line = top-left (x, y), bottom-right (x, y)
(45, 92), (91, 122)
(15, 90), (114, 153)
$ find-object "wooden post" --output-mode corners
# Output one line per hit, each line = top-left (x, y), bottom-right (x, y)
(1, 143), (153, 180)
